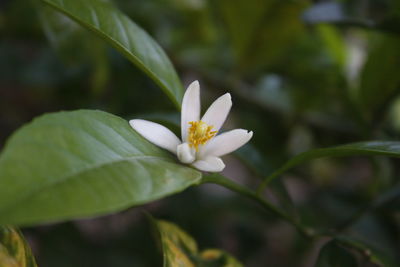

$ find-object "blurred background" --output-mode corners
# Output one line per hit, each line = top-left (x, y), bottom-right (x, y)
(1, 0), (400, 266)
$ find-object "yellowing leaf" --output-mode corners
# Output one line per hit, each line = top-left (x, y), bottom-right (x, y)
(0, 226), (37, 267)
(154, 219), (243, 267)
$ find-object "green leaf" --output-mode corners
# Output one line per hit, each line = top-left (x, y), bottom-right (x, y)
(315, 240), (357, 267)
(0, 110), (201, 226)
(154, 219), (243, 267)
(358, 34), (400, 121)
(259, 141), (400, 190)
(40, 0), (184, 108)
(37, 4), (96, 64)
(0, 226), (38, 267)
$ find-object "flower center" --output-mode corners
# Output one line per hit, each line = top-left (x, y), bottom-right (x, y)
(188, 121), (217, 151)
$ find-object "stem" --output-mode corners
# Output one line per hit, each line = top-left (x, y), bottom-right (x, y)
(201, 173), (314, 239)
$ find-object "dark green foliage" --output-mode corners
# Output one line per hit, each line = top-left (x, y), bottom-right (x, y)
(1, 0), (400, 266)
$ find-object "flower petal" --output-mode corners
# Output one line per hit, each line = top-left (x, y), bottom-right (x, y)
(181, 80), (201, 142)
(192, 156), (225, 172)
(129, 119), (181, 154)
(177, 143), (195, 164)
(201, 93), (232, 133)
(199, 129), (253, 158)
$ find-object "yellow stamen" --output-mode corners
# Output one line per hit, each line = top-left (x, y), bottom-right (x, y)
(188, 121), (217, 151)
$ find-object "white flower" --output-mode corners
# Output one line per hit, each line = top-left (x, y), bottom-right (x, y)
(129, 80), (253, 172)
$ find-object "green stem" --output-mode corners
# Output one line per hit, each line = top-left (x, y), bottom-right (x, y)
(201, 174), (314, 239)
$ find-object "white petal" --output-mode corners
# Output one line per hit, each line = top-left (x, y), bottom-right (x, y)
(192, 156), (225, 172)
(201, 93), (232, 133)
(200, 129), (253, 158)
(181, 80), (201, 142)
(129, 119), (181, 154)
(177, 143), (195, 164)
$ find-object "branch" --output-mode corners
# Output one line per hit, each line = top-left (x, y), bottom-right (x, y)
(200, 173), (315, 239)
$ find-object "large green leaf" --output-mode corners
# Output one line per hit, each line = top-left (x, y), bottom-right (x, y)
(40, 0), (184, 108)
(0, 110), (201, 226)
(259, 141), (400, 190)
(154, 219), (243, 267)
(0, 226), (37, 267)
